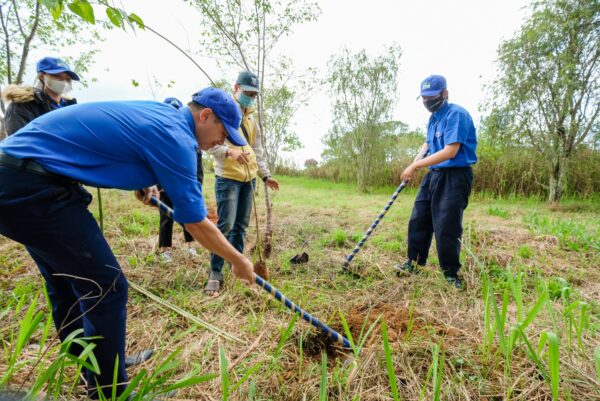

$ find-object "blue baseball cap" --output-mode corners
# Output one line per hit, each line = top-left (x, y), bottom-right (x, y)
(36, 57), (80, 81)
(163, 97), (183, 109)
(419, 75), (446, 97)
(191, 87), (246, 147)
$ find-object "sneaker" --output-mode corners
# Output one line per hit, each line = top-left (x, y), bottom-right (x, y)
(445, 275), (464, 290)
(393, 259), (418, 276)
(187, 247), (199, 257)
(160, 251), (173, 263)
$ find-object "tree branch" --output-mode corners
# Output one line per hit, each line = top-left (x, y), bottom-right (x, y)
(15, 0), (40, 84)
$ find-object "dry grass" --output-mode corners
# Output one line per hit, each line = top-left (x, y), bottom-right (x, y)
(1, 174), (599, 400)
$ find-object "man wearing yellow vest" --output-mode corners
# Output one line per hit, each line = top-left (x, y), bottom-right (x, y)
(205, 71), (280, 295)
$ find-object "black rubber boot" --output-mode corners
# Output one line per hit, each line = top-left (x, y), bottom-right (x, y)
(125, 349), (154, 368)
(393, 259), (418, 276)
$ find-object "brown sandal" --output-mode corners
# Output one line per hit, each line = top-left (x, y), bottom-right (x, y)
(204, 279), (222, 295)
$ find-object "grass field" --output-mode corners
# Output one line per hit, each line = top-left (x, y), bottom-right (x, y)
(1, 174), (599, 400)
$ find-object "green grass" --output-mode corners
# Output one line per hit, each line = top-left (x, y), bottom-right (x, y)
(1, 173), (599, 400)
(488, 205), (510, 218)
(524, 210), (600, 252)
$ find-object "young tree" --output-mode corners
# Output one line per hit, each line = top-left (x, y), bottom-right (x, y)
(488, 0), (599, 202)
(262, 82), (301, 170)
(192, 0), (319, 255)
(324, 45), (402, 191)
(191, 0), (320, 166)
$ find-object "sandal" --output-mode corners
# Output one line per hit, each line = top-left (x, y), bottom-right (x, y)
(204, 279), (222, 296)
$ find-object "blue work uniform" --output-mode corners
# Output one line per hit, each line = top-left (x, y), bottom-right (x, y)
(407, 102), (477, 277)
(0, 101), (206, 399)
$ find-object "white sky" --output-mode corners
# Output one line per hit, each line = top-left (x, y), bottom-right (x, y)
(26, 0), (531, 165)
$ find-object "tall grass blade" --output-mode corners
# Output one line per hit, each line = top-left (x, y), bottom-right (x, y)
(338, 311), (357, 356)
(219, 343), (229, 401)
(381, 319), (401, 401)
(594, 346), (600, 383)
(273, 312), (299, 360)
(129, 281), (243, 343)
(229, 362), (263, 393)
(431, 342), (444, 401)
(320, 352), (328, 401)
(521, 289), (549, 330)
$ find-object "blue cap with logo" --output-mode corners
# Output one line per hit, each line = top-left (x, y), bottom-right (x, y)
(419, 75), (446, 97)
(36, 57), (80, 81)
(191, 87), (246, 147)
(163, 97), (183, 109)
(236, 71), (259, 92)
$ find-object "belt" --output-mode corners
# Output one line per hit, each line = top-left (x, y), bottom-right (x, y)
(431, 166), (472, 172)
(0, 152), (73, 182)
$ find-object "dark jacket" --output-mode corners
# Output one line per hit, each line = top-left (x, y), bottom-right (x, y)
(2, 85), (77, 135)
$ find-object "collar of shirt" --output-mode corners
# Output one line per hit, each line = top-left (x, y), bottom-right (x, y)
(51, 98), (67, 109)
(180, 106), (196, 135)
(430, 101), (450, 122)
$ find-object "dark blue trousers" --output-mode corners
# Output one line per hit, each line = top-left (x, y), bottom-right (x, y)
(0, 166), (128, 399)
(407, 167), (473, 277)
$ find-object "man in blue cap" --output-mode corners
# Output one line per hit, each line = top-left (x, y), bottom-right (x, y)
(3, 56), (80, 135)
(394, 75), (477, 290)
(0, 87), (254, 399)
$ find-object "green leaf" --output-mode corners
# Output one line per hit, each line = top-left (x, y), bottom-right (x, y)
(164, 373), (218, 392)
(128, 12), (145, 29)
(594, 347), (600, 383)
(40, 0), (63, 19)
(117, 369), (147, 401)
(521, 289), (549, 330)
(67, 0), (96, 24)
(545, 332), (560, 401)
(219, 343), (229, 401)
(106, 8), (123, 28)
(273, 312), (298, 360)
(319, 352), (328, 401)
(229, 362), (263, 393)
(381, 320), (400, 401)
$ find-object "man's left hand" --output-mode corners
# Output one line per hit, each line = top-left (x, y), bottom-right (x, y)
(265, 177), (280, 191)
(135, 186), (160, 205)
(401, 164), (417, 182)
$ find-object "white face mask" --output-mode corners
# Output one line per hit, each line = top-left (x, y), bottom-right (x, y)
(43, 76), (72, 95)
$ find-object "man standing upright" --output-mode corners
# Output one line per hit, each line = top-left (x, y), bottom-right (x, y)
(205, 71), (279, 295)
(395, 75), (477, 290)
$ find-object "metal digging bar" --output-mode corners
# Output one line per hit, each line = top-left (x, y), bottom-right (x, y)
(342, 147), (429, 274)
(148, 195), (352, 349)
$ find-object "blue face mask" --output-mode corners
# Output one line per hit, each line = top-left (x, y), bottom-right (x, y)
(238, 93), (255, 108)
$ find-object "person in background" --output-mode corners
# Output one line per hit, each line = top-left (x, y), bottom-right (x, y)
(395, 75), (477, 290)
(205, 71), (280, 296)
(157, 97), (205, 263)
(2, 57), (79, 135)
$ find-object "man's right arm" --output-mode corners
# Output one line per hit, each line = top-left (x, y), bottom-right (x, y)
(184, 219), (254, 284)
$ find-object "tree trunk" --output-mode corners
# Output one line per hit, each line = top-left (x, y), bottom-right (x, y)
(15, 2), (41, 84)
(262, 181), (273, 259)
(548, 156), (568, 203)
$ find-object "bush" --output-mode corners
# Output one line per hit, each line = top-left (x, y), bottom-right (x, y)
(301, 145), (600, 198)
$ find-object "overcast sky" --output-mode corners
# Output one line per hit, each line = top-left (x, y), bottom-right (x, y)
(25, 0), (531, 165)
